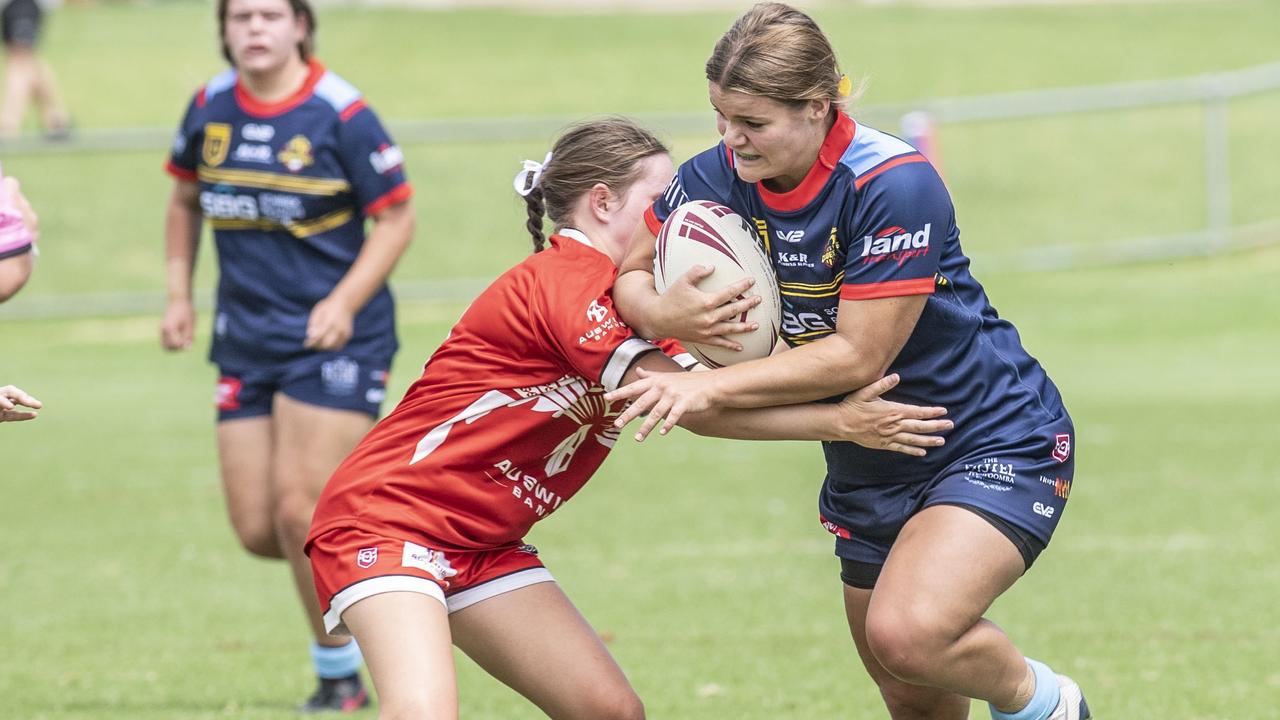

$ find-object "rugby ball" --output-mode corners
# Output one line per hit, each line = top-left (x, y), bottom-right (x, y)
(653, 200), (780, 368)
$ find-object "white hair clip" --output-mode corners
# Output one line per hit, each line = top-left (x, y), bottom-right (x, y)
(513, 152), (554, 197)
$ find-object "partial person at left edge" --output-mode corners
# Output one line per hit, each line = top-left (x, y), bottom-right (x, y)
(0, 170), (43, 423)
(160, 0), (414, 712)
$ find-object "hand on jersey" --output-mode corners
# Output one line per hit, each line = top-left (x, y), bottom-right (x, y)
(160, 298), (195, 351)
(657, 265), (762, 351)
(305, 295), (355, 350)
(834, 374), (952, 457)
(0, 384), (42, 423)
(606, 366), (719, 441)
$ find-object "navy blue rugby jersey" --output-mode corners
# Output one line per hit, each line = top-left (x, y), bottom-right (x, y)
(166, 59), (411, 366)
(644, 113), (1069, 484)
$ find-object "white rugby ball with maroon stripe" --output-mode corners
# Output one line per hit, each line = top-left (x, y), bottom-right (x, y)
(653, 200), (781, 368)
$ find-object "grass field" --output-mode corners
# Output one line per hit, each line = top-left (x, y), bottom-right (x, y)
(2, 1), (1279, 718)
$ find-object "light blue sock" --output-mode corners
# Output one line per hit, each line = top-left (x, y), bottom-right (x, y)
(311, 639), (363, 680)
(990, 658), (1060, 720)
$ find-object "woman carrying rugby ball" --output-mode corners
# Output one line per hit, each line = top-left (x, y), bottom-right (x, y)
(610, 4), (1089, 720)
(305, 117), (950, 720)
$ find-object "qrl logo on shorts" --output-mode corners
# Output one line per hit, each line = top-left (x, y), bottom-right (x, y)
(356, 547), (378, 569)
(215, 377), (243, 411)
(1052, 434), (1071, 463)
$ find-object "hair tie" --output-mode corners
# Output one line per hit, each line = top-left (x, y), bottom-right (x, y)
(513, 151), (554, 197)
(837, 74), (852, 99)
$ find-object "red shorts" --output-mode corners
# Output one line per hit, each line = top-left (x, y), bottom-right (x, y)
(308, 526), (550, 635)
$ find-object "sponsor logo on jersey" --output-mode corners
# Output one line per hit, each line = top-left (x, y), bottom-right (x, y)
(258, 192), (305, 222)
(580, 300), (624, 344)
(369, 143), (404, 175)
(202, 122), (232, 167)
(232, 143), (274, 164)
(401, 541), (457, 582)
(781, 309), (834, 337)
(321, 357), (360, 396)
(776, 229), (805, 243)
(1032, 502), (1056, 518)
(215, 376), (242, 411)
(356, 547), (378, 568)
(1052, 433), (1071, 463)
(586, 300), (609, 323)
(859, 223), (931, 266)
(241, 123), (275, 142)
(277, 134), (315, 172)
(776, 251), (811, 268)
(494, 459), (568, 517)
(201, 190), (259, 220)
(821, 227), (840, 268)
(517, 544), (540, 556)
(1055, 477), (1072, 499)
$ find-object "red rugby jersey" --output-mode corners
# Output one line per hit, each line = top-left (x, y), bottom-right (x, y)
(310, 231), (660, 550)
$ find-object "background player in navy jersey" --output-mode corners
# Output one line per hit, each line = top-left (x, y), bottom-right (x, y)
(610, 4), (1089, 720)
(0, 172), (43, 422)
(160, 0), (414, 711)
(307, 117), (953, 720)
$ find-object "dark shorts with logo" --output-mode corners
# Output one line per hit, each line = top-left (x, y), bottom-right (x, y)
(1, 0), (42, 47)
(214, 353), (391, 422)
(825, 422), (1076, 589)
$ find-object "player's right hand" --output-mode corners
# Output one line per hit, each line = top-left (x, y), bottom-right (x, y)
(655, 265), (761, 351)
(161, 298), (195, 351)
(0, 384), (42, 423)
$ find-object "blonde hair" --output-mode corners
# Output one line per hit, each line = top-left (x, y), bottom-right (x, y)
(706, 2), (853, 108)
(519, 117), (669, 253)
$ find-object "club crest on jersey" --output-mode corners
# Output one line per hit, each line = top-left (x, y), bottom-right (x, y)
(277, 134), (315, 172)
(355, 547), (378, 568)
(202, 123), (232, 167)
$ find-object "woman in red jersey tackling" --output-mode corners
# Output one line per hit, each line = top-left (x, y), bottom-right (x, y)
(306, 117), (952, 720)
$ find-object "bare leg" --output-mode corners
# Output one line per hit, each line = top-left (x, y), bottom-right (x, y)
(31, 57), (69, 133)
(863, 505), (1036, 711)
(216, 416), (282, 558)
(343, 591), (458, 720)
(844, 584), (970, 719)
(0, 45), (37, 138)
(271, 392), (374, 646)
(450, 581), (645, 720)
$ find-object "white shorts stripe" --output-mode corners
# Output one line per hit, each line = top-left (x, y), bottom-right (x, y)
(323, 575), (447, 635)
(446, 568), (555, 614)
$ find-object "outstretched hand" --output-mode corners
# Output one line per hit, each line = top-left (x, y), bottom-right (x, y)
(0, 384), (42, 423)
(837, 374), (952, 457)
(605, 366), (717, 442)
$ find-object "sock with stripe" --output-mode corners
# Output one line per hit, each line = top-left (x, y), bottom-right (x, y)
(990, 658), (1060, 720)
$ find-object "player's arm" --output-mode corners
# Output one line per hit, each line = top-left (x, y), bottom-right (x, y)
(608, 293), (927, 440)
(161, 179), (202, 351)
(618, 347), (949, 455)
(304, 198), (414, 350)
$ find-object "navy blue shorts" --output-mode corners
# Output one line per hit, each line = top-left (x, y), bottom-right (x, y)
(214, 353), (391, 422)
(823, 424), (1076, 587)
(1, 0), (41, 47)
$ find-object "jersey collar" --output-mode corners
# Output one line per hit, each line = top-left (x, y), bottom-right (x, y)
(550, 228), (612, 259)
(754, 111), (856, 213)
(234, 57), (326, 119)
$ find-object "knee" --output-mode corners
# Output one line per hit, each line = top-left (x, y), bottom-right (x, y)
(581, 690), (645, 720)
(273, 491), (318, 547)
(864, 604), (951, 685)
(227, 514), (282, 558)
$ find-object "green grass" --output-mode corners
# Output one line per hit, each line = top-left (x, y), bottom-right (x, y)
(2, 1), (1279, 717)
(3, 244), (1279, 718)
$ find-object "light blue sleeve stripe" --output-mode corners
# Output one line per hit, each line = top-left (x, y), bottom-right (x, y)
(314, 72), (363, 113)
(203, 69), (238, 101)
(840, 124), (918, 176)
